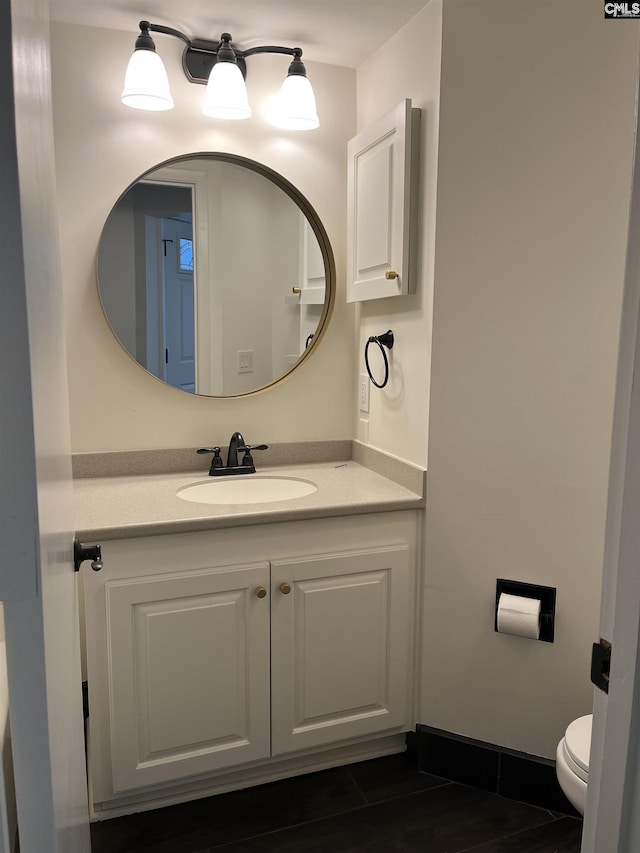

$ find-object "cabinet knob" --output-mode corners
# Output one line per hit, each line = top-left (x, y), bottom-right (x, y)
(255, 586), (267, 599)
(385, 270), (398, 280)
(279, 582), (291, 595)
(292, 287), (302, 294)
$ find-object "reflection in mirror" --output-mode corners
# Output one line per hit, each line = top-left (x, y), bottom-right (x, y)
(97, 154), (334, 397)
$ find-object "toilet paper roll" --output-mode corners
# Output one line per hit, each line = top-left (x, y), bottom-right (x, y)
(496, 592), (541, 640)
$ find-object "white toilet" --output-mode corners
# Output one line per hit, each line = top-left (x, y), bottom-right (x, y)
(556, 714), (592, 815)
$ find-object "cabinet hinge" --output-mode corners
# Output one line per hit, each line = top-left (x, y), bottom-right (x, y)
(591, 638), (612, 694)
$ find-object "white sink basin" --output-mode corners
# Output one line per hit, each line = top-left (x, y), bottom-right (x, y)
(176, 476), (318, 505)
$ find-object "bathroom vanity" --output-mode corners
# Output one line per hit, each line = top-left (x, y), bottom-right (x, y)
(75, 454), (424, 819)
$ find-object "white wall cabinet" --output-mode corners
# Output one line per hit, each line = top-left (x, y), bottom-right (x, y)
(347, 99), (420, 302)
(83, 513), (418, 815)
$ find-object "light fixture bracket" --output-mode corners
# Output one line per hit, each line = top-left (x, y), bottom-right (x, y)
(185, 35), (249, 82)
(141, 22), (305, 85)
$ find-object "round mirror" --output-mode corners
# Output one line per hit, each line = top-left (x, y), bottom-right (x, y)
(97, 153), (335, 397)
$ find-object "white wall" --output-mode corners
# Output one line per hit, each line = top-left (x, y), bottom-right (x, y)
(355, 0), (443, 468)
(51, 23), (356, 452)
(357, 0), (638, 758)
(421, 0), (638, 758)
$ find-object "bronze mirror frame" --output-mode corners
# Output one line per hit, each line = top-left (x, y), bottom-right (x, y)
(96, 152), (336, 398)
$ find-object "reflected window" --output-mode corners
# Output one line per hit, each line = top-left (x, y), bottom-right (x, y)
(179, 237), (194, 272)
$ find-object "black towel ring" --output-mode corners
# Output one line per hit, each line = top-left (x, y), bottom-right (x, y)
(365, 330), (394, 389)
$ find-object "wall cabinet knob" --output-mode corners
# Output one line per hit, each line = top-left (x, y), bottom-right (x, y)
(279, 582), (292, 595)
(385, 270), (398, 280)
(255, 586), (267, 599)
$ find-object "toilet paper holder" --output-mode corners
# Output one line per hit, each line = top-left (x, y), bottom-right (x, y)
(495, 579), (556, 643)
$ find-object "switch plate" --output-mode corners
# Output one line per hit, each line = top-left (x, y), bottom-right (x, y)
(359, 373), (370, 412)
(238, 349), (254, 373)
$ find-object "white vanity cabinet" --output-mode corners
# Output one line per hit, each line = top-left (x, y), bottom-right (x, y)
(83, 512), (418, 815)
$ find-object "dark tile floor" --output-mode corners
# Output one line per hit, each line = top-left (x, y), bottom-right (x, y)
(90, 753), (582, 853)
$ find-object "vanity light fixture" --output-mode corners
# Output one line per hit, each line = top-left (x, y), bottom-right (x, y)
(121, 21), (320, 130)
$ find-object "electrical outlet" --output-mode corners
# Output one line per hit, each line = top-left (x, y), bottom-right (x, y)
(238, 349), (254, 373)
(359, 373), (370, 412)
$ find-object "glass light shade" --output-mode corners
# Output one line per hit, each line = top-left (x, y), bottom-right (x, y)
(202, 61), (251, 120)
(121, 49), (174, 111)
(270, 74), (319, 131)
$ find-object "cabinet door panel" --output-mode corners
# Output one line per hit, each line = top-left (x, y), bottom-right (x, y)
(138, 593), (245, 753)
(296, 572), (388, 717)
(355, 146), (393, 271)
(271, 546), (413, 755)
(106, 563), (270, 792)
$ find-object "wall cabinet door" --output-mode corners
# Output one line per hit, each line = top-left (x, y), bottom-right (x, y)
(105, 562), (271, 792)
(347, 99), (420, 302)
(271, 545), (413, 755)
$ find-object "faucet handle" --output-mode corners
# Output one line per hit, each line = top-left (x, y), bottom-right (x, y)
(197, 447), (223, 472)
(241, 444), (269, 466)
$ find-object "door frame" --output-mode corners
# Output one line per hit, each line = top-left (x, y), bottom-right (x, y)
(144, 164), (221, 395)
(581, 60), (640, 853)
(1, 0), (91, 849)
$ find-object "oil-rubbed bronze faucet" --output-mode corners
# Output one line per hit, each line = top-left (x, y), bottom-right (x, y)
(226, 431), (245, 467)
(197, 432), (268, 476)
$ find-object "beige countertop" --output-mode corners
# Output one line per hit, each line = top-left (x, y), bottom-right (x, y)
(74, 460), (425, 541)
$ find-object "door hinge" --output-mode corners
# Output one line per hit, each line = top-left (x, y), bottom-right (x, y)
(591, 638), (612, 694)
(82, 681), (89, 721)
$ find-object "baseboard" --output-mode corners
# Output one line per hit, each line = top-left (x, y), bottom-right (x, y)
(416, 725), (580, 817)
(91, 733), (407, 820)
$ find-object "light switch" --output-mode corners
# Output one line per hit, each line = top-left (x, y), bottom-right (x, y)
(238, 350), (254, 373)
(359, 373), (370, 412)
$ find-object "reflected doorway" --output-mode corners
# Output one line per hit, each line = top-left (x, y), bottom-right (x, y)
(135, 184), (195, 393)
(155, 214), (195, 393)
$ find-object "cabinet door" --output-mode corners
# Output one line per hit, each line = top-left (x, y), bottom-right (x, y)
(105, 562), (271, 792)
(298, 217), (326, 305)
(270, 546), (414, 755)
(347, 99), (420, 302)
